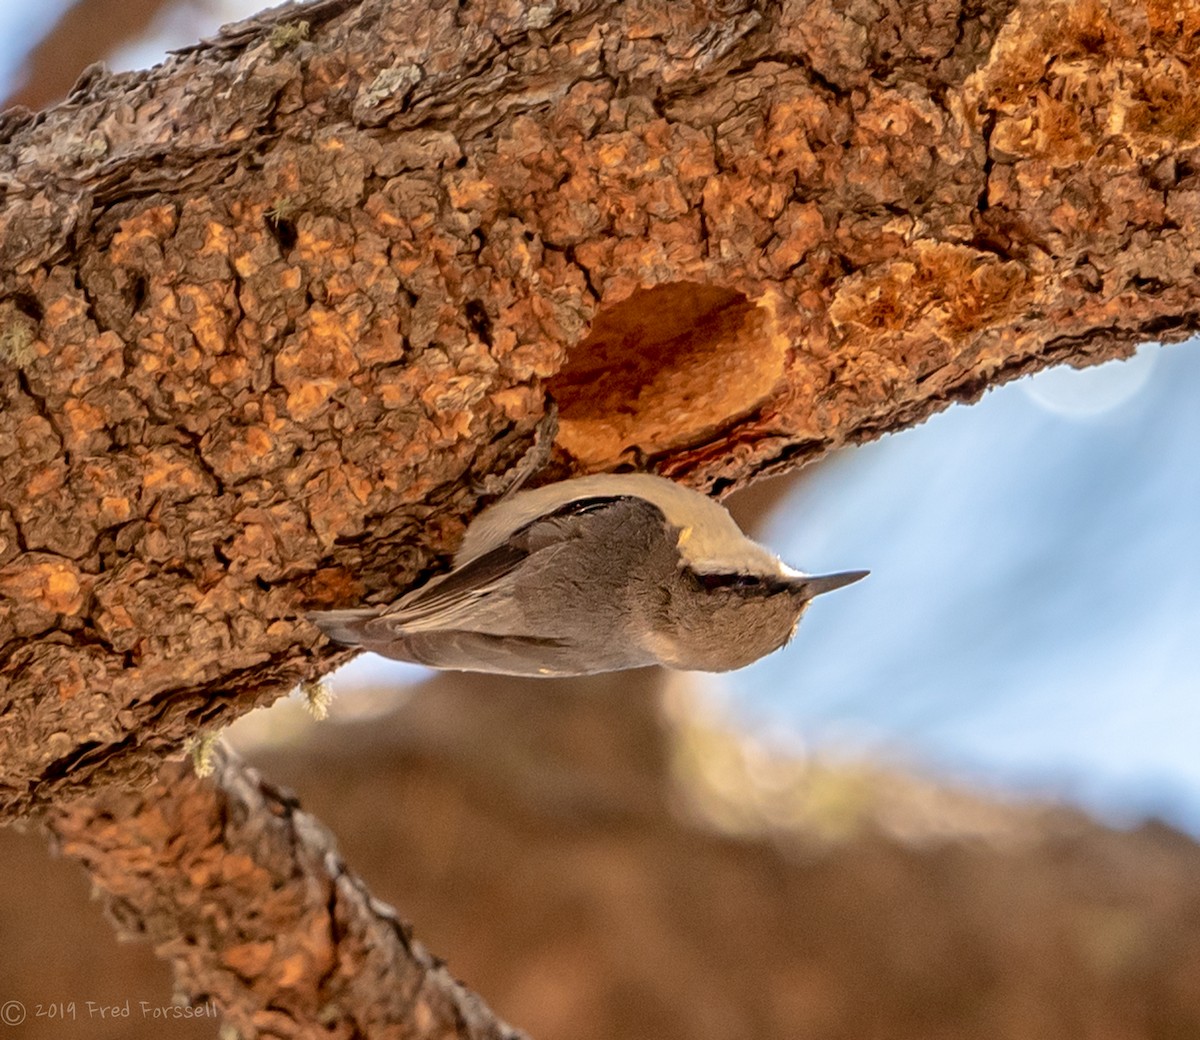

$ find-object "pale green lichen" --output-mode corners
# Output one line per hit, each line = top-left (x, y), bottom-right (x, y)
(81, 130), (108, 161)
(359, 64), (422, 109)
(300, 679), (335, 721)
(269, 19), (310, 51)
(185, 732), (221, 778)
(266, 196), (300, 225)
(0, 309), (37, 368)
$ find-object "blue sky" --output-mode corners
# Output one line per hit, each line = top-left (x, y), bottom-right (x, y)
(727, 340), (1200, 832)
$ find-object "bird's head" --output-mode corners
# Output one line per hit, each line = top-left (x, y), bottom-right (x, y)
(651, 564), (868, 672)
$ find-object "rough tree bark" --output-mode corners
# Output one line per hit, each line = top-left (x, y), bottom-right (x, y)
(47, 744), (528, 1040)
(4, 0), (1198, 817)
(2, 0), (1199, 1031)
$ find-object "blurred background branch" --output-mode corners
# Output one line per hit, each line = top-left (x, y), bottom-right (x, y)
(46, 743), (526, 1040)
(8, 667), (1200, 1039)
(1, 0), (173, 111)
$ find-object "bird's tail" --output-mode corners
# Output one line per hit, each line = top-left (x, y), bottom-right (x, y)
(307, 608), (381, 646)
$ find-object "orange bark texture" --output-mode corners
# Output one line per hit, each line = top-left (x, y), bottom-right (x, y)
(50, 743), (525, 1040)
(1, 0), (1199, 816)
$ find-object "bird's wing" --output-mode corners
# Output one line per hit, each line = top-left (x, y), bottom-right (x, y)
(365, 494), (651, 636)
(367, 541), (531, 634)
(370, 630), (583, 677)
(308, 607), (382, 644)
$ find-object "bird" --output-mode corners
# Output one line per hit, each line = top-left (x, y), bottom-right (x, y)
(309, 473), (867, 677)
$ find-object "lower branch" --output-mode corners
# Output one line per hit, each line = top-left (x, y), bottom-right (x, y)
(46, 744), (525, 1040)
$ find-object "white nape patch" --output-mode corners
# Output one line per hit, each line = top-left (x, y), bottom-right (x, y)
(460, 472), (792, 578)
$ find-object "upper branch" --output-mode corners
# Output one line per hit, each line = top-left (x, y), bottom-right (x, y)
(2, 0), (1200, 815)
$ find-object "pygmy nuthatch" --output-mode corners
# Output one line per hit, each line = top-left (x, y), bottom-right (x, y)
(309, 473), (867, 677)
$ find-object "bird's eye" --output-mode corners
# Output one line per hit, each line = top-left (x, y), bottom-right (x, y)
(697, 572), (764, 591)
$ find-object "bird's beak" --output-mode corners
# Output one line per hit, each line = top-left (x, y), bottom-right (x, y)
(791, 570), (870, 598)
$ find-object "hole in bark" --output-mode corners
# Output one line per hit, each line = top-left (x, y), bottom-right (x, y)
(10, 292), (42, 322)
(547, 282), (787, 468)
(465, 299), (493, 346)
(267, 214), (298, 253)
(129, 274), (147, 313)
(1131, 274), (1167, 296)
(1175, 158), (1199, 186)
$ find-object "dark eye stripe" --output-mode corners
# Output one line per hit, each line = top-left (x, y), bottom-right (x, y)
(696, 572), (765, 591)
(544, 495), (635, 520)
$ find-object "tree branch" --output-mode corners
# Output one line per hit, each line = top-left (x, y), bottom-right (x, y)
(48, 742), (527, 1040)
(2, 0), (1199, 815)
(0, 0), (175, 112)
